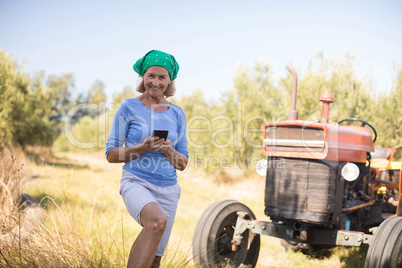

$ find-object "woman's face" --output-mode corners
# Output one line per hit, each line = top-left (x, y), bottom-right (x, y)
(143, 66), (171, 98)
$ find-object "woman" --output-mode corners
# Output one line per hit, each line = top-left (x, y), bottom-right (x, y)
(106, 50), (188, 268)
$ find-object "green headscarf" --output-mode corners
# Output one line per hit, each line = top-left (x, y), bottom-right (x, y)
(133, 50), (179, 80)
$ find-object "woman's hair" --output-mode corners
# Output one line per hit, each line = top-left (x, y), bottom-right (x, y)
(136, 77), (176, 98)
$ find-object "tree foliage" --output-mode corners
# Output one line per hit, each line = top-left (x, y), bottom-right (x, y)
(209, 62), (283, 168)
(52, 53), (402, 167)
(375, 66), (402, 157)
(88, 80), (107, 104)
(113, 86), (136, 105)
(174, 88), (213, 168)
(0, 50), (56, 147)
(46, 73), (75, 122)
(1, 48), (400, 164)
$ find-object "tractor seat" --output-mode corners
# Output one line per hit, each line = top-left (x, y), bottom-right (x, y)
(370, 147), (396, 171)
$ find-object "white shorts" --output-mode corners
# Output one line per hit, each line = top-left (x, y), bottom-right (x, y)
(120, 170), (181, 256)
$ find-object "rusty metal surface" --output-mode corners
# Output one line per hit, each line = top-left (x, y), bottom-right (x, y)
(341, 200), (378, 213)
(264, 126), (325, 153)
(233, 217), (298, 243)
(262, 121), (375, 162)
(335, 230), (368, 246)
(266, 126), (324, 141)
(308, 229), (371, 246)
(265, 158), (338, 224)
(232, 211), (250, 248)
(232, 215), (372, 247)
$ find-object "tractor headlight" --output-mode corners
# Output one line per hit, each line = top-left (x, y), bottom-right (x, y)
(256, 159), (268, 176)
(341, 163), (360, 181)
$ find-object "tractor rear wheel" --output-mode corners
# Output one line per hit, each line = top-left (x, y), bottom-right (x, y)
(192, 200), (260, 268)
(365, 216), (402, 268)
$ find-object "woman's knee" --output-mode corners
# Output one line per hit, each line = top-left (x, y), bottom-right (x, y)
(141, 203), (167, 235)
(145, 215), (167, 235)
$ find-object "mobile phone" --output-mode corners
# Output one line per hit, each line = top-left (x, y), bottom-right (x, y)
(152, 130), (169, 141)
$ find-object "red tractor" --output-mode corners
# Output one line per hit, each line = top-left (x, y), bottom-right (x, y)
(192, 67), (402, 267)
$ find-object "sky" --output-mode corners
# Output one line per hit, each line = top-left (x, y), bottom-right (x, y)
(0, 0), (401, 102)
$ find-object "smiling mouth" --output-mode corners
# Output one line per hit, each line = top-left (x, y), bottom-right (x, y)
(147, 85), (160, 90)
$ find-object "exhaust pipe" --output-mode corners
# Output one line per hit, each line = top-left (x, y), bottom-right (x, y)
(319, 92), (334, 124)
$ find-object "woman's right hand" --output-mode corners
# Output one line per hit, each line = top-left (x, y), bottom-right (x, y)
(141, 136), (166, 153)
(107, 136), (167, 163)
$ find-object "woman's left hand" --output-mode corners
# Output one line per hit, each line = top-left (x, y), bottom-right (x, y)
(157, 139), (188, 171)
(158, 139), (172, 154)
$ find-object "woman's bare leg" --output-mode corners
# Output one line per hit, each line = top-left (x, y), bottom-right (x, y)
(151, 256), (161, 268)
(127, 202), (167, 268)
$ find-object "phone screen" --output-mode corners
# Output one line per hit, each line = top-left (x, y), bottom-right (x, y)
(152, 130), (169, 141)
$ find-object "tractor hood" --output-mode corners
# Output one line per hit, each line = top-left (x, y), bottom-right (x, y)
(263, 120), (374, 163)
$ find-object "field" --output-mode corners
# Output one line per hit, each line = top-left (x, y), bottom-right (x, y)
(3, 151), (368, 267)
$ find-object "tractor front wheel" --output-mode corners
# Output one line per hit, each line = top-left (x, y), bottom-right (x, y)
(192, 200), (260, 268)
(365, 216), (402, 268)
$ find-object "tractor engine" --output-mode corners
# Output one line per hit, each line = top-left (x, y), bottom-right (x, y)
(263, 122), (376, 230)
(262, 78), (376, 231)
(265, 156), (341, 226)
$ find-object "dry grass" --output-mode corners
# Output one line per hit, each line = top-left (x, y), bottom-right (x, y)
(0, 147), (26, 241)
(0, 149), (367, 267)
(0, 148), (118, 267)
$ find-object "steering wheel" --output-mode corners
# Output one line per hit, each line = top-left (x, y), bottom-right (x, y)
(337, 118), (377, 142)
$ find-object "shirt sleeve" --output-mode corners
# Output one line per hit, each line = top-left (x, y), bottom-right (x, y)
(105, 101), (129, 158)
(174, 108), (189, 158)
